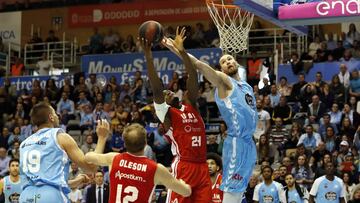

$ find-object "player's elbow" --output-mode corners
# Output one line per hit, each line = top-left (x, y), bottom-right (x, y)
(183, 187), (192, 197)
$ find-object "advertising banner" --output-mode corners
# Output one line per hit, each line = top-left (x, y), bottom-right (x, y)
(69, 1), (209, 28)
(81, 48), (222, 84)
(0, 11), (22, 50)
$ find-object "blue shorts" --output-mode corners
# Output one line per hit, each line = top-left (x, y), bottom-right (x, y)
(220, 136), (257, 193)
(20, 185), (69, 203)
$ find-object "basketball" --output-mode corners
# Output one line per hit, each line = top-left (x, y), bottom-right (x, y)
(138, 20), (164, 45)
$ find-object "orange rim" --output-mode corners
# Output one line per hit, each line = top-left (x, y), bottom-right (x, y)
(206, 0), (239, 9)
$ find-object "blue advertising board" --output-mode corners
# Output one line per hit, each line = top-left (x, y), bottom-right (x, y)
(81, 48), (222, 74)
(278, 60), (360, 84)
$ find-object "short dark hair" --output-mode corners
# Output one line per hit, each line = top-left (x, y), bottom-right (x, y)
(123, 123), (147, 153)
(261, 165), (273, 174)
(30, 102), (53, 126)
(207, 153), (223, 171)
(9, 159), (19, 167)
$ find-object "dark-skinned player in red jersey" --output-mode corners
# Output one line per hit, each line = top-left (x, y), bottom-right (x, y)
(139, 27), (212, 203)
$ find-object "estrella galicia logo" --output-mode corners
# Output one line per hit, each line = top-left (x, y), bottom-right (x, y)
(245, 93), (254, 107)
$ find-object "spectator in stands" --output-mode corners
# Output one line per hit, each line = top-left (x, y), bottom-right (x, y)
(341, 103), (360, 128)
(207, 134), (219, 154)
(291, 155), (314, 189)
(28, 32), (43, 59)
(254, 99), (271, 140)
(7, 140), (20, 159)
(245, 175), (259, 203)
(330, 75), (346, 106)
(298, 125), (322, 153)
(111, 123), (125, 153)
(108, 75), (120, 93)
(86, 74), (101, 96)
(130, 78), (147, 104)
(272, 96), (292, 125)
(326, 32), (337, 50)
(340, 49), (355, 62)
(56, 92), (75, 125)
(349, 69), (360, 99)
(291, 73), (307, 102)
(0, 37), (5, 53)
(313, 72), (326, 89)
(31, 80), (43, 99)
(270, 117), (289, 162)
(306, 95), (327, 125)
(269, 84), (281, 108)
(204, 21), (219, 46)
(11, 56), (24, 76)
(247, 50), (262, 87)
(284, 122), (302, 150)
(323, 126), (337, 152)
(79, 104), (94, 134)
(121, 34), (136, 53)
(315, 42), (330, 62)
(319, 114), (338, 137)
(278, 76), (292, 97)
(7, 126), (23, 148)
(256, 134), (275, 164)
(103, 28), (118, 53)
(44, 79), (59, 103)
(92, 102), (110, 124)
(337, 140), (351, 165)
(68, 162), (82, 180)
(74, 76), (90, 102)
(169, 82), (183, 102)
(332, 40), (346, 60)
(88, 27), (104, 54)
(308, 36), (321, 58)
(45, 30), (59, 50)
(35, 52), (51, 75)
(81, 133), (97, 154)
(345, 23), (360, 47)
(353, 126), (360, 149)
(340, 117), (356, 140)
(290, 53), (304, 75)
(349, 185), (360, 203)
(319, 83), (334, 110)
(192, 23), (206, 46)
(0, 147), (10, 178)
(84, 170), (109, 203)
(259, 77), (271, 96)
(311, 141), (330, 169)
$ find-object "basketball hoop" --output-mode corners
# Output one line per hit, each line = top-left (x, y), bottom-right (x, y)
(206, 0), (254, 54)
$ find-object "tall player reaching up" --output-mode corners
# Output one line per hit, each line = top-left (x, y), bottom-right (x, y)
(163, 28), (258, 203)
(84, 123), (192, 203)
(140, 28), (212, 203)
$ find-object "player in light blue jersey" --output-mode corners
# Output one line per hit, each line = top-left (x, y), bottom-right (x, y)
(0, 159), (24, 203)
(19, 102), (110, 203)
(163, 31), (258, 203)
(284, 173), (309, 203)
(309, 162), (346, 203)
(253, 166), (286, 203)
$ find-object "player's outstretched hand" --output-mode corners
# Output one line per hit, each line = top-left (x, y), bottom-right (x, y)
(173, 27), (187, 52)
(161, 37), (179, 54)
(79, 174), (90, 184)
(96, 119), (110, 140)
(138, 37), (152, 54)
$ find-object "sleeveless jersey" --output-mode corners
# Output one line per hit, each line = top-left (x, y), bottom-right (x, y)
(211, 174), (223, 203)
(215, 77), (258, 193)
(19, 128), (70, 194)
(166, 104), (207, 163)
(3, 176), (23, 203)
(109, 152), (158, 203)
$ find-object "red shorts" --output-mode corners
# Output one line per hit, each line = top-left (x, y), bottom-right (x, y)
(166, 159), (212, 203)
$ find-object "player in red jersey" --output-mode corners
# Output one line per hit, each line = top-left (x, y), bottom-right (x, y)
(140, 27), (212, 203)
(207, 153), (224, 203)
(85, 123), (192, 203)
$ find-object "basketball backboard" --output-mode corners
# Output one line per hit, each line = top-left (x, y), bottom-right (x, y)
(233, 0), (308, 35)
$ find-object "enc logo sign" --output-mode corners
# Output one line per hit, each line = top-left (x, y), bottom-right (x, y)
(316, 0), (360, 16)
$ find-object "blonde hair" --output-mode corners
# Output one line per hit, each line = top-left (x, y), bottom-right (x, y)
(123, 123), (147, 153)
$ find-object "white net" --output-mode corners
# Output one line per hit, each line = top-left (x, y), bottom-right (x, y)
(206, 0), (254, 54)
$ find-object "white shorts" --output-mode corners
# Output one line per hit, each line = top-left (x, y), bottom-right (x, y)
(223, 192), (245, 203)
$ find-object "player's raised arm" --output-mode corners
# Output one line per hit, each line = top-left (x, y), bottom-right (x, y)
(172, 27), (199, 107)
(162, 37), (231, 91)
(58, 119), (110, 173)
(85, 119), (117, 167)
(139, 38), (165, 104)
(154, 163), (192, 197)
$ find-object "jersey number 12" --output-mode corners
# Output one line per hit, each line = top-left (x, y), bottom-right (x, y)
(116, 184), (139, 203)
